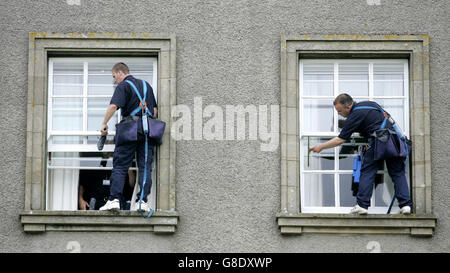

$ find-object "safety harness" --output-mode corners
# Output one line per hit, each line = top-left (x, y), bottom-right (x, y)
(125, 79), (154, 219)
(352, 105), (409, 214)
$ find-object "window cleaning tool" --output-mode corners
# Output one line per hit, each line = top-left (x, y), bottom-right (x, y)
(352, 146), (363, 197)
(97, 135), (106, 151)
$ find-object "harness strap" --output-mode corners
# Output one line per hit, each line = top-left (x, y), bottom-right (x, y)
(352, 104), (409, 214)
(125, 80), (153, 118)
(125, 79), (154, 219)
(352, 105), (388, 129)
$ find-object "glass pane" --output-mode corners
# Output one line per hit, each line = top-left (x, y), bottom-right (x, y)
(87, 98), (117, 131)
(303, 173), (335, 207)
(128, 61), (154, 73)
(53, 83), (83, 96)
(302, 137), (334, 170)
(339, 63), (369, 96)
(302, 62), (334, 96)
(374, 173), (396, 207)
(52, 62), (83, 95)
(49, 152), (114, 168)
(88, 75), (114, 85)
(52, 98), (82, 131)
(339, 174), (356, 207)
(302, 99), (334, 132)
(374, 63), (404, 96)
(52, 136), (83, 144)
(88, 84), (115, 96)
(53, 62), (83, 74)
(374, 99), (406, 133)
(88, 61), (116, 95)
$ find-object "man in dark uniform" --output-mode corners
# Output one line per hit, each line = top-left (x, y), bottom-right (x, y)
(99, 62), (158, 212)
(309, 93), (412, 215)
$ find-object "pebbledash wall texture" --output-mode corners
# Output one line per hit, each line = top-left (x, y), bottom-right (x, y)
(0, 0), (449, 252)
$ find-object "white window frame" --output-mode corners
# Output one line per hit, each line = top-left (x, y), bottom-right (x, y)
(299, 59), (409, 214)
(46, 57), (158, 211)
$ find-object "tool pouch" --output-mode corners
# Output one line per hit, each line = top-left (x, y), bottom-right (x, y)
(372, 129), (409, 160)
(115, 117), (138, 146)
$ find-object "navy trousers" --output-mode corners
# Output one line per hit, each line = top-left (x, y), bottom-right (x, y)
(357, 145), (412, 209)
(109, 132), (154, 203)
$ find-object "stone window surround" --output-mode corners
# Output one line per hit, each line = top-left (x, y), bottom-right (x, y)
(21, 32), (178, 233)
(278, 34), (437, 236)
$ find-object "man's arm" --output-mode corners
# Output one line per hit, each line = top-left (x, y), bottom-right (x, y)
(309, 137), (346, 153)
(78, 185), (89, 210)
(100, 104), (118, 136)
(153, 107), (158, 118)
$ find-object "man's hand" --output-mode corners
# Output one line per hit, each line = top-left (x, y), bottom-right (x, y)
(309, 145), (323, 153)
(100, 123), (108, 136)
(79, 198), (90, 210)
(308, 137), (346, 153)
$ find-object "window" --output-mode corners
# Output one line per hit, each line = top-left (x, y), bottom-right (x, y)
(22, 33), (178, 233)
(299, 59), (410, 214)
(46, 57), (158, 211)
(278, 34), (436, 236)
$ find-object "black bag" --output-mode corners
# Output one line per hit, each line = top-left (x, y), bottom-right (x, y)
(115, 118), (138, 146)
(372, 129), (408, 161)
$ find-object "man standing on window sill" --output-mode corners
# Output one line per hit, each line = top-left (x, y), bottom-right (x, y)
(98, 62), (158, 213)
(309, 93), (412, 215)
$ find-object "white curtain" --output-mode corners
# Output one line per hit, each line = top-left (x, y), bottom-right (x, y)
(47, 152), (79, 211)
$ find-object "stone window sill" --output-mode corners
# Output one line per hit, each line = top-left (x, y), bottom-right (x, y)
(21, 210), (179, 234)
(276, 213), (437, 237)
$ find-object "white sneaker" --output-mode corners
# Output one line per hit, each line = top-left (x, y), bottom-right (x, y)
(400, 206), (411, 215)
(137, 200), (151, 212)
(350, 205), (368, 215)
(99, 199), (120, 211)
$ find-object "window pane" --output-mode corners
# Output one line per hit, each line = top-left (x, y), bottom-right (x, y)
(303, 174), (335, 207)
(52, 98), (83, 131)
(52, 136), (83, 144)
(49, 152), (113, 168)
(374, 173), (397, 207)
(339, 174), (356, 207)
(302, 137), (334, 170)
(374, 63), (404, 96)
(88, 61), (116, 95)
(339, 63), (369, 96)
(302, 62), (334, 96)
(47, 152), (140, 211)
(52, 62), (84, 96)
(87, 98), (117, 131)
(53, 62), (84, 74)
(53, 75), (83, 96)
(374, 99), (406, 133)
(302, 99), (334, 132)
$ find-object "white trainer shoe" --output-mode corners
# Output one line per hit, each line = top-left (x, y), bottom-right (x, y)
(400, 206), (411, 215)
(350, 205), (368, 215)
(99, 199), (120, 212)
(137, 200), (151, 212)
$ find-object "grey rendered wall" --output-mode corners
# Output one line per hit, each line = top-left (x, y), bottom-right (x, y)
(0, 0), (449, 252)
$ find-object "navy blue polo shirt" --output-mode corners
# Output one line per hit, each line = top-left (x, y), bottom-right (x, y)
(338, 101), (392, 141)
(110, 75), (157, 118)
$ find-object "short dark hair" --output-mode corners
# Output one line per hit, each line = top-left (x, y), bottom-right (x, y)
(334, 93), (354, 107)
(112, 62), (129, 74)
